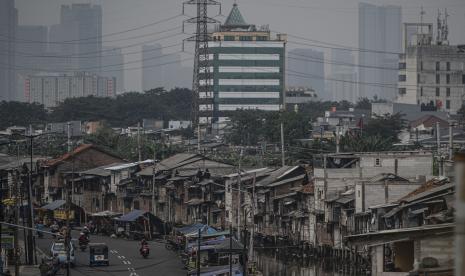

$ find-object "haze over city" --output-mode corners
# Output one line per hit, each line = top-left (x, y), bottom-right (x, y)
(1, 0), (465, 276)
(14, 0), (465, 92)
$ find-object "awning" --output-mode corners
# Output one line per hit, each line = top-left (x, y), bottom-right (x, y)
(91, 210), (122, 217)
(335, 196), (355, 205)
(409, 207), (428, 216)
(283, 199), (295, 205)
(115, 209), (147, 222)
(177, 223), (218, 237)
(186, 198), (204, 205)
(41, 200), (66, 211)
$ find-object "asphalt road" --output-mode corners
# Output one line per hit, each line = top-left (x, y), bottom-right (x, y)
(35, 231), (186, 276)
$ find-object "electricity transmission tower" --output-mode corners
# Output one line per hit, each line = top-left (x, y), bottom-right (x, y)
(183, 0), (221, 141)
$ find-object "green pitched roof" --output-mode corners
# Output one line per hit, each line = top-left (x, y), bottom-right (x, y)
(224, 3), (248, 26)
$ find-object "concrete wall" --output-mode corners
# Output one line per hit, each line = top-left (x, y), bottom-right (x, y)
(417, 236), (454, 268)
(355, 182), (422, 213)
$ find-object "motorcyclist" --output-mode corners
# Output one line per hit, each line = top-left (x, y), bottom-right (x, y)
(139, 239), (149, 255)
(79, 232), (89, 245)
(82, 225), (90, 238)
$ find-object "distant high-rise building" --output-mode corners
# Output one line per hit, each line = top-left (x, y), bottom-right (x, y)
(25, 72), (115, 108)
(59, 3), (102, 73)
(358, 2), (402, 100)
(142, 44), (190, 91)
(102, 47), (124, 93)
(15, 25), (48, 101)
(0, 0), (17, 101)
(142, 44), (163, 91)
(287, 48), (325, 98)
(330, 49), (358, 103)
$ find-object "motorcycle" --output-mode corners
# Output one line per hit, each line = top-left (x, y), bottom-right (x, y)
(79, 241), (88, 252)
(79, 237), (89, 252)
(140, 246), (150, 259)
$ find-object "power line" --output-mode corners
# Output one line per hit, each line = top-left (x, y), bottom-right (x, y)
(2, 26), (182, 49)
(285, 36), (465, 59)
(0, 14), (182, 44)
(11, 31), (184, 58)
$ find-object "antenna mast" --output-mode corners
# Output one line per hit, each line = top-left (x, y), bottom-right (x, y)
(183, 0), (221, 141)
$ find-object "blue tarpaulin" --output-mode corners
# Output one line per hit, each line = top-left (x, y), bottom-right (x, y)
(115, 209), (147, 222)
(176, 223), (218, 236)
(40, 200), (66, 211)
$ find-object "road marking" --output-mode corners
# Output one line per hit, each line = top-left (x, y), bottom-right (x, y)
(126, 261), (131, 265)
(113, 250), (118, 253)
(117, 255), (122, 259)
(121, 255), (126, 259)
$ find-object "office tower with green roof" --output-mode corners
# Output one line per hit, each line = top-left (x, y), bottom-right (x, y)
(199, 3), (287, 126)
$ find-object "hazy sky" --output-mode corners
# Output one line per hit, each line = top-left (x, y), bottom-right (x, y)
(15, 0), (465, 92)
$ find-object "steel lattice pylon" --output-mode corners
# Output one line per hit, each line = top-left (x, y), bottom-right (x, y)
(183, 0), (221, 135)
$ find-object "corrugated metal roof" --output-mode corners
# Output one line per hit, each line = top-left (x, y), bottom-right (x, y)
(104, 160), (153, 171)
(41, 200), (66, 210)
(115, 209), (147, 222)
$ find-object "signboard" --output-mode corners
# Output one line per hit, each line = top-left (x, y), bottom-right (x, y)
(54, 210), (75, 220)
(1, 235), (14, 250)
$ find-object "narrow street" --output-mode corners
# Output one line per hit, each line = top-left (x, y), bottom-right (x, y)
(35, 231), (185, 276)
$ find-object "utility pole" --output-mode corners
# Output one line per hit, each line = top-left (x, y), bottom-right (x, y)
(13, 171), (20, 276)
(151, 141), (157, 217)
(436, 121), (441, 153)
(237, 149), (243, 242)
(25, 125), (35, 265)
(229, 224), (233, 276)
(183, 0), (221, 139)
(455, 151), (465, 276)
(197, 229), (201, 276)
(137, 122), (142, 162)
(280, 123), (285, 167)
(66, 157), (74, 276)
(67, 122), (72, 153)
(449, 122), (454, 160)
(336, 123), (341, 154)
(248, 173), (257, 271)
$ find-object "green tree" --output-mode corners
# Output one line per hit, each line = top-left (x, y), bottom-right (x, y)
(363, 113), (406, 142)
(355, 97), (372, 110)
(0, 101), (48, 129)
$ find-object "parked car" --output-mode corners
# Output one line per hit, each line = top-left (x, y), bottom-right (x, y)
(50, 241), (75, 267)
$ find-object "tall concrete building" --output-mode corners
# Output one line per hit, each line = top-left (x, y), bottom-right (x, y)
(287, 48), (325, 98)
(15, 25), (48, 101)
(102, 47), (124, 94)
(142, 44), (163, 91)
(57, 3), (102, 73)
(0, 0), (17, 101)
(330, 49), (358, 103)
(204, 3), (286, 124)
(396, 22), (465, 114)
(142, 44), (191, 91)
(25, 72), (115, 108)
(358, 2), (402, 101)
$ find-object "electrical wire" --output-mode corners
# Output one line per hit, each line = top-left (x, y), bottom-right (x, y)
(0, 14), (182, 44)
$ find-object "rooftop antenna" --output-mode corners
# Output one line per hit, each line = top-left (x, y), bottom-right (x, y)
(436, 9), (442, 45)
(420, 6), (426, 33)
(443, 8), (449, 44)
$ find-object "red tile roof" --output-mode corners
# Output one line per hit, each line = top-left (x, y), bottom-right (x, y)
(399, 177), (448, 202)
(45, 144), (121, 167)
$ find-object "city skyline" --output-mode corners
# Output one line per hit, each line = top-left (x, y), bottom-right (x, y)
(14, 0), (465, 94)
